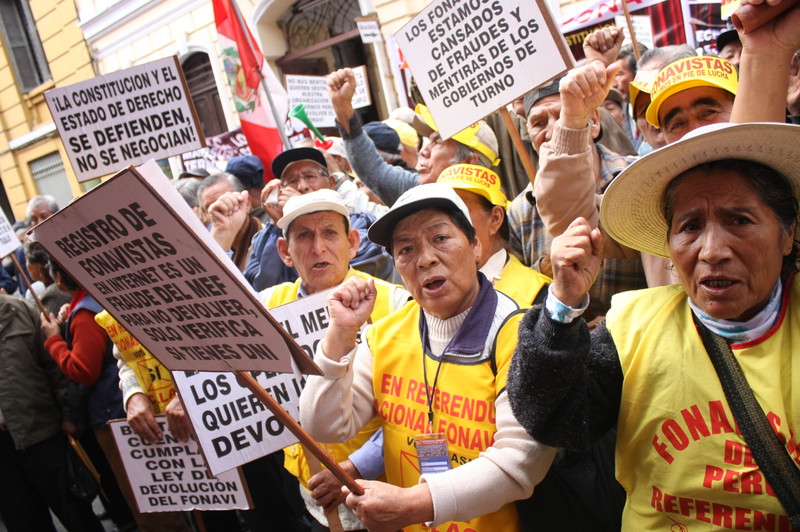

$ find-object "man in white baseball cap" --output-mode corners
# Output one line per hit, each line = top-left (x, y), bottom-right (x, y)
(261, 188), (409, 532)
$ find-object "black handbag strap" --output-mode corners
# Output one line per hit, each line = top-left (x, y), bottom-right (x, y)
(693, 314), (800, 529)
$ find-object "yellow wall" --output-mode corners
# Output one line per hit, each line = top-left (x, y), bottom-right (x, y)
(0, 0), (95, 221)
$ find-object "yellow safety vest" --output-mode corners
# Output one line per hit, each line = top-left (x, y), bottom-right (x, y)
(368, 293), (524, 532)
(264, 268), (401, 324)
(95, 311), (175, 412)
(605, 279), (800, 531)
(494, 254), (550, 307)
(272, 268), (405, 489)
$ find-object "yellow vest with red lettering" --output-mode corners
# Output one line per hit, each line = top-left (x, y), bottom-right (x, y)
(494, 254), (550, 307)
(263, 268), (400, 324)
(368, 292), (524, 532)
(605, 279), (800, 531)
(267, 268), (405, 489)
(95, 310), (175, 412)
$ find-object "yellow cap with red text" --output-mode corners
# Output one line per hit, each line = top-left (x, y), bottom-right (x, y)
(646, 56), (738, 128)
(437, 164), (507, 207)
(413, 104), (500, 167)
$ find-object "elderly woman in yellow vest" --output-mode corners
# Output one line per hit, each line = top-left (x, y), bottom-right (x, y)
(508, 122), (800, 531)
(437, 164), (550, 306)
(263, 189), (409, 531)
(300, 183), (556, 531)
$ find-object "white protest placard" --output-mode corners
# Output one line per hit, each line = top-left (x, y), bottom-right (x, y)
(0, 209), (20, 258)
(45, 57), (204, 182)
(109, 417), (250, 512)
(614, 15), (654, 49)
(31, 160), (318, 375)
(357, 18), (383, 43)
(173, 288), (334, 475)
(285, 66), (371, 128)
(394, 0), (573, 139)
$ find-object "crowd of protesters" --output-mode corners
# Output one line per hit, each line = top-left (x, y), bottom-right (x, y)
(3, 0), (800, 529)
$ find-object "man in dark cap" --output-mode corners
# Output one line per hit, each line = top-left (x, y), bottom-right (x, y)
(362, 122), (410, 170)
(177, 167), (210, 180)
(237, 147), (396, 290)
(715, 28), (741, 70)
(226, 155), (269, 223)
(507, 74), (647, 320)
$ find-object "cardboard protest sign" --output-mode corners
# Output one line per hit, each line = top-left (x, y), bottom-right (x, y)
(285, 66), (371, 128)
(180, 127), (248, 172)
(96, 311), (177, 412)
(31, 160), (319, 375)
(45, 57), (204, 182)
(173, 288), (338, 475)
(614, 14), (654, 49)
(110, 417), (250, 512)
(0, 209), (20, 258)
(394, 0), (573, 139)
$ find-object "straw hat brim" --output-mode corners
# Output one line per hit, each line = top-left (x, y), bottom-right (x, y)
(600, 122), (800, 259)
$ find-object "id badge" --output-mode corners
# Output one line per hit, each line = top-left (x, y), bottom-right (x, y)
(414, 433), (451, 475)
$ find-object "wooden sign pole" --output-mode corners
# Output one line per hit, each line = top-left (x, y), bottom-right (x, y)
(620, 0), (641, 61)
(303, 446), (345, 532)
(9, 252), (46, 315)
(234, 371), (365, 496)
(499, 107), (538, 187)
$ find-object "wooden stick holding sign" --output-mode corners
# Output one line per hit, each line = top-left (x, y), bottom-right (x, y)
(0, 208), (45, 313)
(9, 252), (46, 315)
(619, 0), (641, 61)
(235, 371), (364, 496)
(499, 107), (537, 185)
(303, 445), (345, 532)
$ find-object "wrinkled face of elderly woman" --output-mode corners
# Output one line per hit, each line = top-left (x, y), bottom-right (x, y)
(391, 208), (482, 320)
(667, 166), (795, 321)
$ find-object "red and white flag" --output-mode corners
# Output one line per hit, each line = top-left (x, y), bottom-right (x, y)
(213, 0), (288, 180)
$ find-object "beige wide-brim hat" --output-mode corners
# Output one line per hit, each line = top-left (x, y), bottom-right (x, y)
(600, 122), (800, 259)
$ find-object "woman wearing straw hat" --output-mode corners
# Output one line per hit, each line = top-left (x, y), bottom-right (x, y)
(508, 122), (800, 531)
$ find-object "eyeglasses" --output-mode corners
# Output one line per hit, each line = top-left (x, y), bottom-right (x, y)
(281, 170), (328, 188)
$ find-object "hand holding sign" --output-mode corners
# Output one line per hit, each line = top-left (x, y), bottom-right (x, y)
(731, 0), (800, 33)
(308, 460), (359, 511)
(165, 395), (193, 442)
(39, 311), (61, 339)
(735, 0), (800, 49)
(127, 393), (163, 444)
(344, 480), (433, 532)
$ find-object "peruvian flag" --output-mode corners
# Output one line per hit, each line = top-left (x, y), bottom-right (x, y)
(213, 0), (288, 180)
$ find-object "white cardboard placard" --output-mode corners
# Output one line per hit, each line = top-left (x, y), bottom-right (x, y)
(45, 57), (204, 182)
(394, 0), (573, 138)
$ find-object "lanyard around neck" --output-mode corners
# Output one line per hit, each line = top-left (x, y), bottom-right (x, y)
(422, 351), (445, 433)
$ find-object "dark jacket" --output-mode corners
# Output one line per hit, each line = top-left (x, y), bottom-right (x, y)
(243, 212), (395, 291)
(63, 295), (125, 429)
(0, 295), (68, 449)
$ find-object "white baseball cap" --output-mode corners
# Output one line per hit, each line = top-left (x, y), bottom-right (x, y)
(367, 183), (473, 248)
(277, 189), (349, 235)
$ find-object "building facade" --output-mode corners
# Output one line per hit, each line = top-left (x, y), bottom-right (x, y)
(0, 0), (96, 221)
